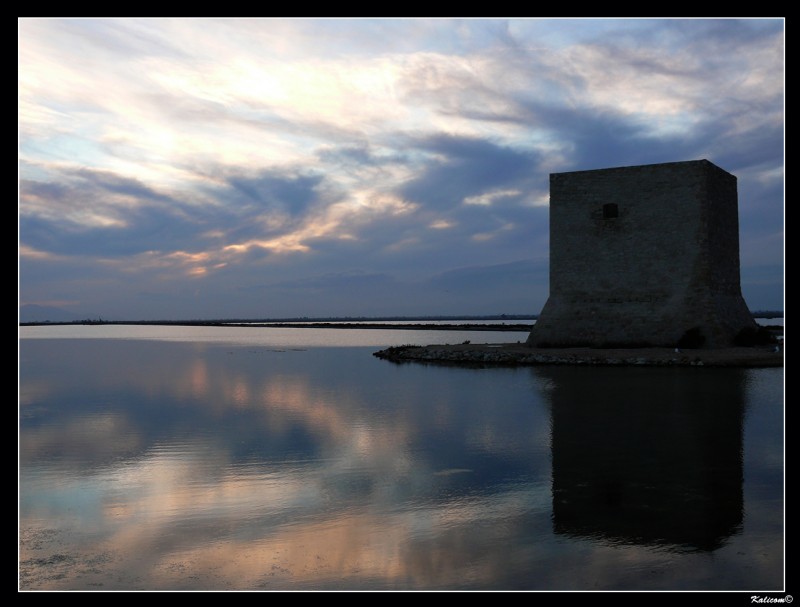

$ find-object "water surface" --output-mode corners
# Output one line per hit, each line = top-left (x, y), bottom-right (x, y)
(18, 328), (784, 590)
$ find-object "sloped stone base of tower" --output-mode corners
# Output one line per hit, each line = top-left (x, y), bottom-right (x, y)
(527, 292), (757, 349)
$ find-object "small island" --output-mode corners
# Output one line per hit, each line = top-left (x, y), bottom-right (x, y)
(373, 342), (783, 368)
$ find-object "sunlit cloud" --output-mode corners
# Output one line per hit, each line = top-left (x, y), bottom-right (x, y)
(463, 188), (522, 206)
(221, 191), (418, 255)
(471, 222), (515, 242)
(19, 244), (61, 261)
(429, 219), (454, 229)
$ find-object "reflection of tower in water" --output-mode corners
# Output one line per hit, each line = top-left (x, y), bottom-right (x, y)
(540, 366), (745, 552)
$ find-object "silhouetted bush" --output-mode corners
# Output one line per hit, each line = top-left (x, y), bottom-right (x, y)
(733, 326), (777, 346)
(677, 327), (706, 349)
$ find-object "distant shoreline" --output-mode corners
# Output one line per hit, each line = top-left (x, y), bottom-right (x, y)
(18, 320), (535, 332)
(17, 311), (784, 329)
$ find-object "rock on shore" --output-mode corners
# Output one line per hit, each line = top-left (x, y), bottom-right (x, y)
(373, 343), (783, 367)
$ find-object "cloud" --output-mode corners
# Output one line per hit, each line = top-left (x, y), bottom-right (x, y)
(21, 163), (341, 261)
(18, 19), (784, 316)
(398, 134), (543, 210)
(20, 167), (213, 256)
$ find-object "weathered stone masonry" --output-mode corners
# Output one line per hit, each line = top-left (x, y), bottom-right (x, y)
(527, 159), (756, 348)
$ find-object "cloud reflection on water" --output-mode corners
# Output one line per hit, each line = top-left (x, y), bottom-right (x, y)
(19, 338), (783, 590)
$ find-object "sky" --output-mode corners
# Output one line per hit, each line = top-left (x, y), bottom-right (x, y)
(18, 18), (785, 320)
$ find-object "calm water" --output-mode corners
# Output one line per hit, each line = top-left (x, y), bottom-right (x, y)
(18, 326), (784, 591)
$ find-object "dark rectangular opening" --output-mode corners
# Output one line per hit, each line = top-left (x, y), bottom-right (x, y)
(603, 203), (619, 219)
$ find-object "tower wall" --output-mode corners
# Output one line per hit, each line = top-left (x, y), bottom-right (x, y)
(527, 160), (755, 348)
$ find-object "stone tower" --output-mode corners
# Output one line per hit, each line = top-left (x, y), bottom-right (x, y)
(527, 159), (756, 348)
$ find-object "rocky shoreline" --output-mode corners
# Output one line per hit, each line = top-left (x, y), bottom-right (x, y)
(373, 343), (784, 367)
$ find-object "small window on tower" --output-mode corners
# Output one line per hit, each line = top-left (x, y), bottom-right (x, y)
(603, 203), (618, 219)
